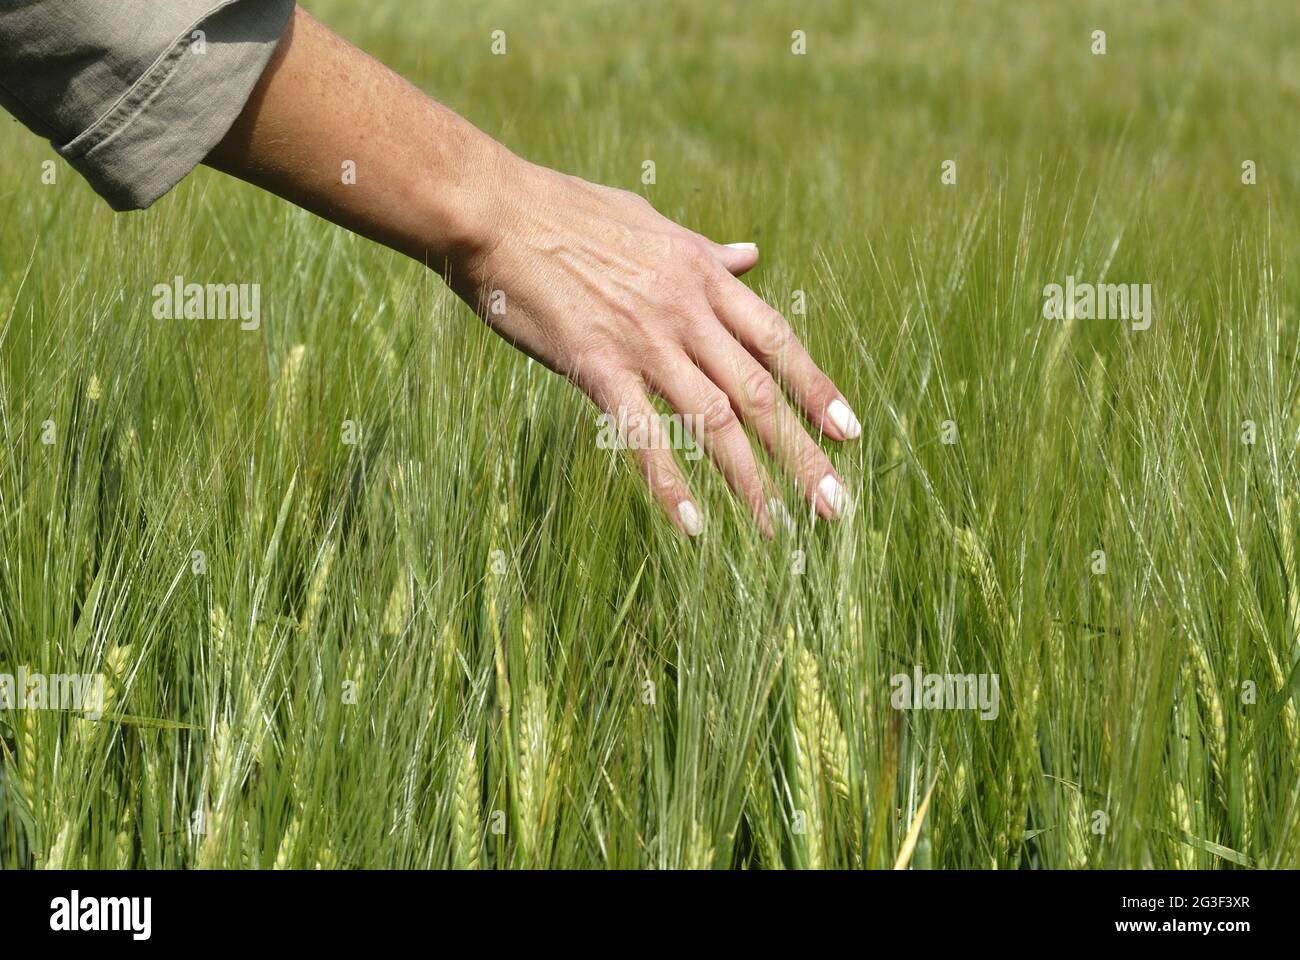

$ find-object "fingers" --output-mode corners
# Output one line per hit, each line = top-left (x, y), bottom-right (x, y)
(590, 374), (703, 537)
(695, 337), (852, 522)
(647, 354), (775, 538)
(701, 239), (760, 277)
(709, 276), (862, 442)
(583, 230), (852, 537)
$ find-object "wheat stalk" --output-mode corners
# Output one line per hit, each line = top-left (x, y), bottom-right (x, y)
(274, 816), (301, 870)
(787, 628), (826, 868)
(955, 526), (1012, 633)
(515, 683), (549, 863)
(301, 540), (336, 634)
(1187, 633), (1227, 784)
(685, 820), (715, 870)
(381, 572), (409, 636)
(199, 718), (235, 869)
(1171, 783), (1197, 869)
(452, 737), (481, 870)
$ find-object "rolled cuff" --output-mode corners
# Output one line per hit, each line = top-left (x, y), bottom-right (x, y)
(57, 0), (295, 211)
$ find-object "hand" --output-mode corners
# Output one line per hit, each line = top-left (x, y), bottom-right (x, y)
(454, 156), (860, 537)
(204, 6), (858, 537)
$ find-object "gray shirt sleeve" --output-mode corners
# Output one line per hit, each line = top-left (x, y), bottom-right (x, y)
(0, 0), (296, 210)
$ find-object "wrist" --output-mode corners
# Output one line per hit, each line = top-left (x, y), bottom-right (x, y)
(412, 128), (525, 272)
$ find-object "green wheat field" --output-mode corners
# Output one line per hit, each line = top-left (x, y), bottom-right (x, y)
(3, 0), (1300, 869)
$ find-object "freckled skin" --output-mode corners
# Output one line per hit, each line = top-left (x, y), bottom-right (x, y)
(206, 4), (860, 536)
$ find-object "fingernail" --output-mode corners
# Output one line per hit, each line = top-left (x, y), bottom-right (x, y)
(677, 500), (703, 536)
(817, 475), (853, 518)
(767, 498), (796, 535)
(827, 399), (862, 440)
(725, 242), (758, 251)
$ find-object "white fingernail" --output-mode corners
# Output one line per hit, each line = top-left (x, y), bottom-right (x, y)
(817, 475), (852, 518)
(725, 242), (758, 250)
(827, 399), (861, 439)
(678, 501), (703, 536)
(767, 498), (796, 535)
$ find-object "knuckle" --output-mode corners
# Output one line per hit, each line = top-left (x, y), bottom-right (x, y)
(740, 365), (780, 416)
(670, 233), (707, 269)
(698, 388), (738, 434)
(678, 306), (717, 337)
(608, 386), (642, 420)
(632, 335), (674, 376)
(582, 354), (634, 397)
(571, 341), (621, 384)
(753, 309), (793, 360)
(648, 279), (701, 324)
(656, 286), (699, 327)
(643, 455), (681, 497)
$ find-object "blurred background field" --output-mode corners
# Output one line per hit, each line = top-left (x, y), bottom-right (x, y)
(2, 0), (1300, 868)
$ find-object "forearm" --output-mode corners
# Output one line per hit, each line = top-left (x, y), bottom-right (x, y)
(204, 5), (509, 268)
